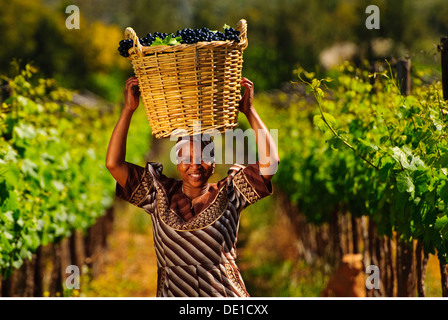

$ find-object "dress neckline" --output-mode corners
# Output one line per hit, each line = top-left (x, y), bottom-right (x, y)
(157, 181), (228, 232)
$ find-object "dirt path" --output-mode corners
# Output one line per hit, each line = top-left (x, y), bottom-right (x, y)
(82, 201), (158, 297)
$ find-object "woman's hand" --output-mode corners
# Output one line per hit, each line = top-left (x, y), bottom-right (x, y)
(124, 76), (140, 111)
(106, 76), (140, 187)
(238, 77), (254, 115)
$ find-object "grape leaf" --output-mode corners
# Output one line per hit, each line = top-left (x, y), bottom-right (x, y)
(435, 216), (448, 238)
(313, 112), (336, 133)
(150, 35), (182, 46)
(396, 171), (415, 196)
(379, 160), (394, 183)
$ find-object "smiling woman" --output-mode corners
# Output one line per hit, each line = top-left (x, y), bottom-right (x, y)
(105, 76), (279, 297)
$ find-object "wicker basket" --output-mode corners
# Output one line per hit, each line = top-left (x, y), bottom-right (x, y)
(124, 19), (248, 138)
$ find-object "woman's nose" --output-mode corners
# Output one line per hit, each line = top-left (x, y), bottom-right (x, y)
(191, 156), (202, 165)
(190, 161), (201, 168)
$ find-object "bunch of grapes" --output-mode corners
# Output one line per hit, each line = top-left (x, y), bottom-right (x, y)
(118, 39), (134, 57)
(118, 26), (241, 57)
(139, 32), (169, 46)
(175, 27), (240, 44)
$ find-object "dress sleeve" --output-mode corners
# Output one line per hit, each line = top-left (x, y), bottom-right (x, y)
(115, 162), (157, 208)
(228, 162), (273, 207)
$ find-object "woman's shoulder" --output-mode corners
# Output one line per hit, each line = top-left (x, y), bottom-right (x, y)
(224, 162), (274, 204)
(144, 162), (164, 178)
(124, 161), (179, 191)
(226, 164), (247, 181)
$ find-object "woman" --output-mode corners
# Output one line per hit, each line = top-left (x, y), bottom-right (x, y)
(106, 76), (279, 297)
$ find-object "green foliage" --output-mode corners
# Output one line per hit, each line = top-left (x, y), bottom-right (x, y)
(0, 0), (130, 91)
(150, 35), (183, 47)
(267, 62), (448, 263)
(0, 64), (149, 276)
(3, 0), (447, 93)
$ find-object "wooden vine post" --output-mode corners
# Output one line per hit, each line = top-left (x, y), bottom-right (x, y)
(396, 56), (412, 96)
(440, 36), (448, 297)
(440, 36), (448, 101)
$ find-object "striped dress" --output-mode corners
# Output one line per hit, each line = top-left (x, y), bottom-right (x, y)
(116, 161), (273, 297)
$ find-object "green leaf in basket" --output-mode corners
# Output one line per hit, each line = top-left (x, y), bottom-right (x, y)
(150, 37), (165, 46)
(150, 35), (182, 47)
(168, 35), (182, 45)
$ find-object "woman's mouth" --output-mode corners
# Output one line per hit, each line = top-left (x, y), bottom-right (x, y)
(188, 172), (203, 180)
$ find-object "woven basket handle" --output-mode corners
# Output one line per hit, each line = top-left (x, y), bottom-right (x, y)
(125, 27), (143, 57)
(237, 19), (248, 50)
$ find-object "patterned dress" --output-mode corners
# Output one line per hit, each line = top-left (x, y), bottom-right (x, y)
(116, 161), (273, 297)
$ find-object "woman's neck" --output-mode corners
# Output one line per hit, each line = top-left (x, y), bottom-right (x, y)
(182, 183), (209, 200)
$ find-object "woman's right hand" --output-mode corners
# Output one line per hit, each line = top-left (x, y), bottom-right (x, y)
(107, 76), (139, 187)
(124, 76), (140, 111)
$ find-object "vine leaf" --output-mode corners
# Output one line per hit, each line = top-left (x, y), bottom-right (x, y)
(396, 171), (415, 197)
(435, 216), (448, 238)
(313, 113), (335, 133)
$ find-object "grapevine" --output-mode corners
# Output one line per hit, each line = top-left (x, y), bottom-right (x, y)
(265, 62), (448, 264)
(0, 65), (149, 277)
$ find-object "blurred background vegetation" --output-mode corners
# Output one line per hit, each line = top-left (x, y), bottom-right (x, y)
(2, 0), (448, 297)
(2, 0), (447, 96)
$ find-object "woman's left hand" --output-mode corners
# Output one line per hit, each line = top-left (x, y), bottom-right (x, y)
(238, 78), (254, 115)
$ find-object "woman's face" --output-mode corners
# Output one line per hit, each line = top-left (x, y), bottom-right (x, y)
(177, 140), (215, 188)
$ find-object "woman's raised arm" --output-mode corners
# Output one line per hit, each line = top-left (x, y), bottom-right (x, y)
(238, 78), (280, 182)
(105, 76), (140, 188)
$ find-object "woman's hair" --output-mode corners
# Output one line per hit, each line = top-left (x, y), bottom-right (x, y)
(175, 134), (215, 164)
